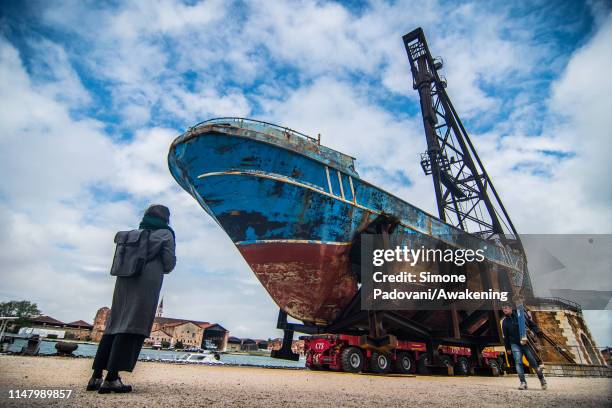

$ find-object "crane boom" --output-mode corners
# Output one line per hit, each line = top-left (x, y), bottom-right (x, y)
(403, 27), (532, 295)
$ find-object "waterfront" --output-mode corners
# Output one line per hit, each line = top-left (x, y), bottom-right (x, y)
(6, 338), (305, 368)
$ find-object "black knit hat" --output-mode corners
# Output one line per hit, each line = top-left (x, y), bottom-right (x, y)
(144, 204), (170, 222)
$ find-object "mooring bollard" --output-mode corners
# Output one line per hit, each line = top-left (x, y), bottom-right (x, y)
(55, 341), (78, 356)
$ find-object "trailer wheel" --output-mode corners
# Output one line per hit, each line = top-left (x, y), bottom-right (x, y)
(341, 347), (364, 373)
(439, 354), (453, 368)
(417, 354), (430, 375)
(369, 352), (391, 374)
(487, 359), (501, 377)
(455, 356), (470, 376)
(498, 355), (507, 371)
(395, 352), (415, 374)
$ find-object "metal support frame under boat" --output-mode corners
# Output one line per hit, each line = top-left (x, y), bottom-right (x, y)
(271, 213), (505, 371)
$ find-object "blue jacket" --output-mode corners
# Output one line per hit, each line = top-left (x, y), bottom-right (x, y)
(502, 312), (540, 350)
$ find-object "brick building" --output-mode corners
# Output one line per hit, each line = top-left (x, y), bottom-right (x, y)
(149, 329), (173, 345)
(93, 301), (229, 351)
(91, 307), (110, 342)
(161, 321), (203, 348)
(63, 320), (93, 341)
(529, 300), (606, 366)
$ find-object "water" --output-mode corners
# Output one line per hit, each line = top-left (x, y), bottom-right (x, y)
(6, 339), (305, 368)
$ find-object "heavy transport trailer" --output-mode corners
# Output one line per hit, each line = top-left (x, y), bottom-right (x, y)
(302, 333), (506, 376)
(265, 211), (518, 377)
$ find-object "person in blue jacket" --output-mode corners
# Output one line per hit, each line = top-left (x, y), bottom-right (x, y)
(501, 303), (547, 390)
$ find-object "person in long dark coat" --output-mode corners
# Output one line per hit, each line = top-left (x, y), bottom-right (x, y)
(87, 204), (176, 393)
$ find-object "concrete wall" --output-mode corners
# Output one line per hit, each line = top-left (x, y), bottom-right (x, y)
(91, 307), (110, 342)
(544, 363), (612, 377)
(531, 305), (605, 366)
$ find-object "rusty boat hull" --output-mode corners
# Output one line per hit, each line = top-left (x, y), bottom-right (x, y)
(168, 118), (524, 327)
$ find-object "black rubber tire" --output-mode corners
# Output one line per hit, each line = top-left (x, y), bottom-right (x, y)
(438, 354), (453, 367)
(341, 347), (364, 373)
(455, 356), (470, 376)
(487, 359), (501, 377)
(395, 352), (415, 374)
(417, 353), (430, 375)
(498, 356), (507, 371)
(369, 352), (391, 374)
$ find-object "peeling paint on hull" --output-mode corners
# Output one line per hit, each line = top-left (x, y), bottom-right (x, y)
(168, 118), (525, 326)
(238, 242), (356, 324)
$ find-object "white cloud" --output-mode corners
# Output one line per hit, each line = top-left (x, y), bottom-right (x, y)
(0, 38), (114, 208)
(34, 0), (548, 128)
(27, 38), (92, 108)
(549, 13), (612, 209)
(258, 76), (434, 212)
(161, 85), (251, 122)
(0, 34), (272, 337)
(112, 127), (178, 196)
(472, 13), (612, 235)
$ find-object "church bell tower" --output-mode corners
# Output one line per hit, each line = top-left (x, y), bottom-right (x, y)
(156, 297), (164, 318)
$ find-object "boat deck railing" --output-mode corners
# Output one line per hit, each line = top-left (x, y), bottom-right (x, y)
(190, 117), (319, 143)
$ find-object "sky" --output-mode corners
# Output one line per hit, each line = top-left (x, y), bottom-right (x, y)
(0, 0), (611, 345)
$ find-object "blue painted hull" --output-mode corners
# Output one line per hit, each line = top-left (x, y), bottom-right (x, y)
(168, 119), (523, 325)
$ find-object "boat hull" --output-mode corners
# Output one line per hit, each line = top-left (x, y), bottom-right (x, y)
(238, 242), (355, 324)
(168, 120), (524, 326)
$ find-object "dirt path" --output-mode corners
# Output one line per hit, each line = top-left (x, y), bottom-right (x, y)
(1, 356), (610, 407)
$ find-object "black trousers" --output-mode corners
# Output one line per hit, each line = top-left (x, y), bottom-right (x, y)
(92, 334), (146, 372)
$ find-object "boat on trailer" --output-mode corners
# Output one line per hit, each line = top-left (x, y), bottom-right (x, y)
(168, 118), (524, 335)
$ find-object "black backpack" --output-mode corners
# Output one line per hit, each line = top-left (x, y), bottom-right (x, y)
(110, 229), (151, 277)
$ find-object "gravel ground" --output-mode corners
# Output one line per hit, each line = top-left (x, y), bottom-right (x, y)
(1, 355), (610, 407)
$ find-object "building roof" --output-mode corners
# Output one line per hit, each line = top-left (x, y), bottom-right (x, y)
(198, 323), (228, 332)
(27, 315), (65, 326)
(150, 329), (172, 337)
(161, 321), (187, 328)
(65, 320), (93, 328)
(154, 316), (209, 326)
(154, 317), (228, 332)
(162, 320), (198, 328)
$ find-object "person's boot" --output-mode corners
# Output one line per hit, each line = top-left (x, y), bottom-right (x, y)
(86, 377), (103, 391)
(540, 377), (547, 390)
(98, 377), (133, 394)
(518, 382), (528, 390)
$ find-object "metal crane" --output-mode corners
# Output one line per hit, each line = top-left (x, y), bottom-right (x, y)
(402, 27), (532, 295)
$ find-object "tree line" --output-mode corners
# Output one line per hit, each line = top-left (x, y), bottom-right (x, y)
(0, 300), (41, 328)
